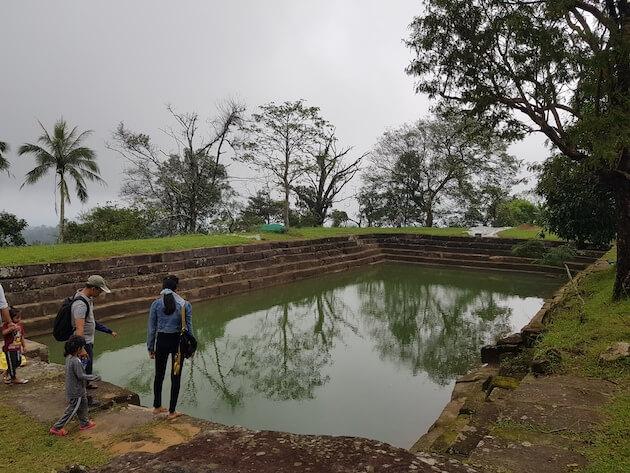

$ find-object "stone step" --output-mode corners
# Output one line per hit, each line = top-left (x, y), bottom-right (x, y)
(6, 241), (376, 305)
(381, 247), (589, 270)
(22, 250), (384, 336)
(0, 236), (366, 280)
(378, 242), (599, 263)
(1, 239), (365, 293)
(381, 252), (570, 275)
(11, 244), (378, 310)
(358, 233), (606, 252)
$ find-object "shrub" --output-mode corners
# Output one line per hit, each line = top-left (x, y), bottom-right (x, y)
(511, 240), (547, 259)
(0, 211), (27, 247)
(535, 154), (615, 246)
(538, 244), (577, 267)
(495, 198), (541, 227)
(63, 204), (154, 243)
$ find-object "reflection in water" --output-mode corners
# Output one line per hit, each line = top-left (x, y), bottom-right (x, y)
(37, 263), (560, 447)
(360, 276), (513, 385)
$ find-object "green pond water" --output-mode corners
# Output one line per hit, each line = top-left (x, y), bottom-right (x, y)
(36, 263), (560, 448)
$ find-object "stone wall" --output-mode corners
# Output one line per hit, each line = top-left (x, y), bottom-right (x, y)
(0, 234), (606, 336)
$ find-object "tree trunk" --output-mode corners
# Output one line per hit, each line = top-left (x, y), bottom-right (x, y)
(283, 183), (290, 229)
(613, 149), (630, 300)
(58, 186), (65, 243)
(425, 204), (434, 228)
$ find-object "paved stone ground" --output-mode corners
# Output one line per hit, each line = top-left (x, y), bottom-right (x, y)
(467, 227), (509, 238)
(3, 359), (481, 473)
(419, 373), (620, 473)
(5, 358), (618, 473)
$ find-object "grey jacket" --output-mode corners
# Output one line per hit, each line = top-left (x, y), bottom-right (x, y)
(64, 355), (100, 399)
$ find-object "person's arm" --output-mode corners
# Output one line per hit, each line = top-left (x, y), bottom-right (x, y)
(147, 301), (158, 356)
(72, 357), (100, 382)
(95, 321), (117, 337)
(0, 284), (10, 324)
(185, 302), (193, 334)
(20, 324), (26, 350)
(0, 308), (9, 325)
(71, 299), (88, 337)
(1, 323), (15, 336)
(74, 318), (85, 337)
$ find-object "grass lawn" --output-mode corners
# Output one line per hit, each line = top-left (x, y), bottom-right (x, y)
(497, 224), (562, 241)
(0, 404), (110, 472)
(288, 226), (469, 239)
(535, 250), (630, 473)
(0, 226), (469, 266)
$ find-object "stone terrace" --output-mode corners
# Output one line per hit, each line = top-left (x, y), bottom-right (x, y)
(0, 234), (606, 336)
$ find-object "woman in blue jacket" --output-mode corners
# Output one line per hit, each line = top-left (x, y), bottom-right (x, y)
(147, 275), (193, 419)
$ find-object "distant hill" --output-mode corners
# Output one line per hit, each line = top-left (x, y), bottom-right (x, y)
(22, 225), (58, 245)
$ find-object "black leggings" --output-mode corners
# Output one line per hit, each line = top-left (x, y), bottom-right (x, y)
(153, 332), (183, 413)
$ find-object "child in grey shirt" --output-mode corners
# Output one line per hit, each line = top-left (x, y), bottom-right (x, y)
(50, 335), (100, 436)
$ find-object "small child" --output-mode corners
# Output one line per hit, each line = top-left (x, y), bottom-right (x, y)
(49, 335), (100, 436)
(2, 307), (28, 385)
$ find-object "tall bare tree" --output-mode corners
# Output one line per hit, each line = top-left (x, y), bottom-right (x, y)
(19, 119), (104, 242)
(110, 100), (245, 234)
(239, 100), (327, 229)
(293, 130), (366, 226)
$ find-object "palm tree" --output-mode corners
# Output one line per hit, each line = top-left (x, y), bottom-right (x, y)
(19, 119), (105, 242)
(0, 141), (9, 173)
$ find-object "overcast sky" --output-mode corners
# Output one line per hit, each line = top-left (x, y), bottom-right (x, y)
(0, 0), (546, 226)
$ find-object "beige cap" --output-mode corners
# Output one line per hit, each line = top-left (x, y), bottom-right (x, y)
(86, 275), (111, 293)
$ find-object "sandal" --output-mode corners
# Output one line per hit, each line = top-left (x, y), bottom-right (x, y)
(167, 411), (182, 420)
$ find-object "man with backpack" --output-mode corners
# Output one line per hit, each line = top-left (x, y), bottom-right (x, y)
(69, 275), (117, 392)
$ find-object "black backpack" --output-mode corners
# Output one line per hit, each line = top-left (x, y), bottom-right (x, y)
(53, 295), (90, 341)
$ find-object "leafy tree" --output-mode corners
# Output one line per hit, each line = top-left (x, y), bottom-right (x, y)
(406, 1), (630, 298)
(357, 179), (388, 227)
(239, 190), (284, 228)
(330, 209), (349, 227)
(239, 101), (327, 229)
(18, 119), (104, 242)
(111, 102), (244, 234)
(0, 141), (9, 173)
(364, 115), (518, 227)
(62, 204), (154, 243)
(535, 154), (615, 246)
(495, 198), (541, 227)
(0, 211), (27, 247)
(292, 130), (365, 226)
(461, 184), (511, 226)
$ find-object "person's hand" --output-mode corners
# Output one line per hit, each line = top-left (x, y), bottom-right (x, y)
(149, 351), (155, 359)
(111, 331), (118, 338)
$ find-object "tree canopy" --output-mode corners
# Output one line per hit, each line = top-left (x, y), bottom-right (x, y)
(239, 100), (328, 229)
(0, 211), (27, 247)
(18, 119), (104, 242)
(360, 114), (518, 227)
(407, 0), (630, 298)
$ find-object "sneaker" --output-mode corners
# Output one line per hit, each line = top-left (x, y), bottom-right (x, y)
(79, 420), (96, 431)
(49, 427), (67, 436)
